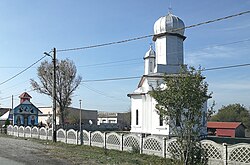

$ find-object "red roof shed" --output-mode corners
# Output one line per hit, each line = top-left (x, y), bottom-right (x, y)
(207, 122), (246, 138)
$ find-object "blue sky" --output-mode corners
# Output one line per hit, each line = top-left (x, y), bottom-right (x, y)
(0, 0), (250, 113)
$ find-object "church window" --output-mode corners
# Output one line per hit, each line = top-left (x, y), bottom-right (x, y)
(159, 114), (163, 126)
(136, 109), (139, 125)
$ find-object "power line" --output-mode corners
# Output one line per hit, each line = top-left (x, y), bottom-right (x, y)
(80, 38), (250, 69)
(82, 83), (127, 102)
(0, 89), (35, 101)
(0, 55), (47, 86)
(57, 10), (250, 53)
(82, 76), (141, 83)
(1, 38), (249, 70)
(81, 63), (250, 83)
(202, 63), (250, 71)
(78, 58), (141, 68)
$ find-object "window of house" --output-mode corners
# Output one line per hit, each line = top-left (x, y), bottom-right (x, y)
(136, 109), (139, 125)
(109, 120), (116, 123)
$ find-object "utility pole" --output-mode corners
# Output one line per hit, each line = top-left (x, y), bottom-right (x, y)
(11, 95), (13, 110)
(44, 48), (57, 142)
(79, 99), (83, 145)
(52, 47), (57, 142)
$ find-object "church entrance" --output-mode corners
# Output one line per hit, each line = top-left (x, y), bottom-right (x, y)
(24, 115), (29, 127)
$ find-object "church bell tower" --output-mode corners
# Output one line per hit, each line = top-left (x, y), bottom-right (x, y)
(153, 11), (186, 74)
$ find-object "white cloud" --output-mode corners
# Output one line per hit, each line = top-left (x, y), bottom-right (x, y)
(185, 44), (250, 66)
(185, 46), (234, 66)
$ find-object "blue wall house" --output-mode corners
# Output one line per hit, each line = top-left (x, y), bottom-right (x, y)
(12, 92), (42, 127)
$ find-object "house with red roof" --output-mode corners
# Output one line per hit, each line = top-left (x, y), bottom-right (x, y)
(207, 122), (246, 138)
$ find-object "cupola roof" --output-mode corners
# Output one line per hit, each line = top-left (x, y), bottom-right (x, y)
(154, 12), (185, 36)
(144, 45), (156, 59)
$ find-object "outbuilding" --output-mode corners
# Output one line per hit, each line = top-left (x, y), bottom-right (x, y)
(207, 122), (246, 138)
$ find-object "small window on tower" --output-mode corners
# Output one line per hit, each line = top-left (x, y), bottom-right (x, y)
(150, 62), (153, 72)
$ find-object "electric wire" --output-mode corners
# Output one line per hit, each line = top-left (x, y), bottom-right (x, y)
(57, 10), (250, 53)
(82, 76), (141, 83)
(1, 63), (249, 103)
(1, 38), (249, 69)
(81, 63), (250, 83)
(202, 63), (250, 71)
(82, 83), (127, 102)
(0, 55), (47, 86)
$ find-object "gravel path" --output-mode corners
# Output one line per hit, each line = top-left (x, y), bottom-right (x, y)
(0, 136), (72, 165)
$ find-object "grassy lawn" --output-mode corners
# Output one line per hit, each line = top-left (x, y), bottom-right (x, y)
(0, 133), (176, 165)
(42, 141), (175, 165)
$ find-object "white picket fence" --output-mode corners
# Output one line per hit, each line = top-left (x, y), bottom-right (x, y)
(7, 125), (250, 165)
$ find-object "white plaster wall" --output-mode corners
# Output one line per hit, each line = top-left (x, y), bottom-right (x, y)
(130, 95), (143, 133)
(155, 36), (167, 66)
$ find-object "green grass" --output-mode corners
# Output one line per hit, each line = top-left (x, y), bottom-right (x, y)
(42, 141), (174, 165)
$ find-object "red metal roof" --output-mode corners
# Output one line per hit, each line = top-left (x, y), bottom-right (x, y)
(19, 92), (32, 99)
(207, 122), (243, 129)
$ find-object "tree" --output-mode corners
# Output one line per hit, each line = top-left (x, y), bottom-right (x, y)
(150, 66), (212, 164)
(210, 103), (250, 129)
(31, 58), (82, 128)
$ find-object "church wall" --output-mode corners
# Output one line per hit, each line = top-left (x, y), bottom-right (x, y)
(149, 97), (170, 136)
(130, 95), (143, 133)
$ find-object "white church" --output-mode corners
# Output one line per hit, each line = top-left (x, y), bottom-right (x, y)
(127, 11), (207, 136)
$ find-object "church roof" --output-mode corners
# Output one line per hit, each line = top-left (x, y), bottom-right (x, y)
(11, 99), (43, 115)
(144, 45), (155, 59)
(19, 92), (32, 99)
(154, 12), (185, 36)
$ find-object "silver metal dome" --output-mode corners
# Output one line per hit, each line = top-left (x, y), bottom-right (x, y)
(144, 45), (155, 59)
(154, 13), (185, 36)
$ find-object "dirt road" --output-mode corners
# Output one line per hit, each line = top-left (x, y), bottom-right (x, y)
(0, 136), (72, 165)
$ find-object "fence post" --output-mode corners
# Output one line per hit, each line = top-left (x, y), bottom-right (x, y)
(104, 132), (107, 149)
(38, 127), (40, 139)
(89, 131), (92, 146)
(120, 134), (124, 151)
(24, 127), (26, 138)
(162, 137), (167, 158)
(30, 127), (32, 138)
(46, 128), (48, 141)
(30, 127), (33, 138)
(65, 129), (67, 143)
(140, 134), (144, 154)
(222, 143), (228, 165)
(76, 130), (79, 145)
